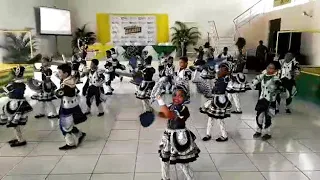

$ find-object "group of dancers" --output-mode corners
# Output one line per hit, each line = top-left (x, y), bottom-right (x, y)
(0, 40), (300, 179)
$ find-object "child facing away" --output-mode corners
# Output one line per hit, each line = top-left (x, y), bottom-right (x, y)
(0, 65), (33, 147)
(56, 63), (87, 150)
(251, 62), (282, 140)
(156, 86), (200, 180)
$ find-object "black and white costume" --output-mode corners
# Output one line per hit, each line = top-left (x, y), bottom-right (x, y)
(56, 76), (87, 149)
(158, 103), (200, 180)
(174, 68), (192, 103)
(83, 68), (106, 116)
(251, 72), (282, 140)
(104, 57), (126, 95)
(136, 64), (156, 112)
(0, 66), (33, 147)
(226, 57), (248, 114)
(278, 57), (300, 113)
(30, 67), (58, 119)
(162, 62), (175, 94)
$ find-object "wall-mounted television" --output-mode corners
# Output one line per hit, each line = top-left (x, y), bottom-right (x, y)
(35, 7), (72, 36)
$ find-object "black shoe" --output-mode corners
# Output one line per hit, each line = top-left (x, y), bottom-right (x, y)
(78, 132), (86, 146)
(35, 114), (45, 119)
(105, 92), (113, 95)
(98, 112), (104, 117)
(7, 139), (18, 144)
(202, 135), (212, 141)
(253, 132), (262, 138)
(231, 111), (243, 114)
(261, 134), (272, 141)
(85, 111), (91, 115)
(111, 88), (114, 91)
(59, 144), (76, 150)
(10, 141), (27, 147)
(286, 109), (291, 114)
(216, 137), (228, 142)
(169, 91), (172, 94)
(120, 77), (123, 82)
(6, 122), (18, 128)
(275, 109), (280, 114)
(47, 115), (59, 119)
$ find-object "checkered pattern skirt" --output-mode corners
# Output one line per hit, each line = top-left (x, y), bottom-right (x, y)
(226, 73), (249, 93)
(200, 94), (232, 119)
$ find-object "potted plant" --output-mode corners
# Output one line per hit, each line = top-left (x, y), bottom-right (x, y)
(0, 31), (41, 64)
(171, 21), (201, 57)
(72, 24), (96, 53)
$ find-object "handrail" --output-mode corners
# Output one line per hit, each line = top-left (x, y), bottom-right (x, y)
(233, 0), (263, 23)
(208, 20), (219, 41)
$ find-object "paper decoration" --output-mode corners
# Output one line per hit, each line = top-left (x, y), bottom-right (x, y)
(110, 15), (157, 46)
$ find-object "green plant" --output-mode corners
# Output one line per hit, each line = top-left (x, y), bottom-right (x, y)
(0, 32), (38, 64)
(171, 21), (201, 56)
(72, 24), (96, 53)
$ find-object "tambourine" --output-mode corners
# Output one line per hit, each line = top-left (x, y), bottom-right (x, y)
(139, 111), (155, 127)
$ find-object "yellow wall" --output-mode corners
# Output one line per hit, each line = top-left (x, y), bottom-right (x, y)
(96, 13), (169, 44)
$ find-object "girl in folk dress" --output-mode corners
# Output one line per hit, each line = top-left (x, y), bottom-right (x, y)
(156, 87), (200, 180)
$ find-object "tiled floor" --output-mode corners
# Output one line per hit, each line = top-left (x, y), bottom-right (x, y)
(0, 64), (320, 180)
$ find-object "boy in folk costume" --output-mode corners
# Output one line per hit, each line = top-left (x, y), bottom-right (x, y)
(82, 59), (106, 117)
(195, 62), (232, 142)
(136, 56), (156, 113)
(56, 64), (87, 150)
(278, 52), (300, 114)
(156, 87), (200, 180)
(163, 56), (175, 94)
(0, 66), (33, 147)
(251, 62), (282, 140)
(110, 48), (125, 82)
(31, 57), (58, 119)
(174, 57), (192, 103)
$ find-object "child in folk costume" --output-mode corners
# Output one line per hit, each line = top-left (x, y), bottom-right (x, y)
(156, 87), (200, 180)
(251, 62), (282, 140)
(194, 62), (232, 142)
(277, 52), (300, 114)
(82, 59), (106, 117)
(226, 55), (249, 114)
(110, 48), (125, 82)
(0, 66), (33, 147)
(56, 64), (87, 150)
(31, 57), (58, 119)
(174, 57), (192, 103)
(162, 56), (175, 94)
(136, 56), (156, 113)
(104, 50), (126, 95)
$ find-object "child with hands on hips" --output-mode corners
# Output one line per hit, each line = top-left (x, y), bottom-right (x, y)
(156, 87), (200, 180)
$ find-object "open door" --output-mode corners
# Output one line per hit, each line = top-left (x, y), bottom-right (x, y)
(268, 18), (281, 52)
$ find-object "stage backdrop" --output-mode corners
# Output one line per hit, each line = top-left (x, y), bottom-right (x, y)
(96, 13), (169, 45)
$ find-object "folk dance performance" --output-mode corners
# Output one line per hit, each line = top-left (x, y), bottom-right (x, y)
(30, 57), (58, 119)
(251, 62), (282, 140)
(82, 59), (106, 116)
(159, 56), (175, 94)
(193, 62), (232, 142)
(277, 52), (300, 114)
(156, 88), (200, 180)
(0, 66), (33, 147)
(56, 64), (87, 150)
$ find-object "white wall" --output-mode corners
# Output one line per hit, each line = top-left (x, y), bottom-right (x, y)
(66, 0), (256, 41)
(239, 0), (320, 65)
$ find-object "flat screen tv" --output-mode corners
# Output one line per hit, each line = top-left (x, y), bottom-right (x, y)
(36, 7), (72, 35)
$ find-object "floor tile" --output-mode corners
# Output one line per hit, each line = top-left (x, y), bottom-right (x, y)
(190, 153), (217, 172)
(0, 157), (24, 176)
(220, 172), (265, 180)
(46, 174), (91, 180)
(109, 130), (139, 140)
(268, 139), (311, 153)
(235, 140), (277, 153)
(51, 155), (99, 174)
(298, 140), (320, 152)
(91, 173), (134, 180)
(303, 171), (320, 180)
(230, 129), (256, 140)
(94, 154), (136, 173)
(103, 140), (138, 154)
(176, 171), (221, 180)
(203, 139), (243, 153)
(8, 156), (61, 175)
(134, 172), (177, 180)
(2, 175), (47, 180)
(28, 142), (66, 156)
(210, 153), (258, 171)
(137, 140), (159, 154)
(135, 154), (162, 172)
(116, 112), (140, 121)
(65, 140), (106, 155)
(283, 153), (320, 171)
(139, 128), (163, 140)
(112, 121), (140, 130)
(0, 142), (38, 156)
(42, 131), (65, 142)
(262, 172), (309, 180)
(247, 153), (298, 171)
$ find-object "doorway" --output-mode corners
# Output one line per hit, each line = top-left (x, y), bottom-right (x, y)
(268, 18), (281, 52)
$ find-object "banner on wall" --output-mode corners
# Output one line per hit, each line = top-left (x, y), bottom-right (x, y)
(274, 0), (291, 7)
(110, 15), (157, 46)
